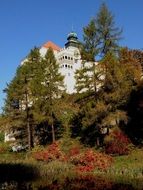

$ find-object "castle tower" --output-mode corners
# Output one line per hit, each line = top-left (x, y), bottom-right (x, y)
(65, 31), (80, 48)
(57, 32), (81, 93)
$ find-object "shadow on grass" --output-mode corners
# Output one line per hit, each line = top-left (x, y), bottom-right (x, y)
(0, 164), (140, 189)
(0, 163), (39, 182)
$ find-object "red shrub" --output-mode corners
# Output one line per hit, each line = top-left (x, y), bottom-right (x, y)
(70, 149), (112, 172)
(33, 142), (65, 162)
(68, 146), (80, 157)
(105, 130), (131, 155)
(33, 141), (113, 173)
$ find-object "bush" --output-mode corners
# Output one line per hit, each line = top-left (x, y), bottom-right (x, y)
(105, 129), (131, 155)
(32, 141), (113, 173)
(70, 149), (113, 172)
(0, 142), (11, 153)
(32, 142), (65, 162)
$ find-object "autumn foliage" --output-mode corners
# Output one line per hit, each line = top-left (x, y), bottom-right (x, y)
(105, 130), (131, 155)
(33, 142), (65, 162)
(32, 142), (112, 172)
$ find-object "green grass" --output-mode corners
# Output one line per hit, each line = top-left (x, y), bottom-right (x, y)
(0, 147), (143, 189)
(93, 148), (143, 189)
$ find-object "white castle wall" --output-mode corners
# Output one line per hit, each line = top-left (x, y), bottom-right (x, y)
(40, 45), (82, 94)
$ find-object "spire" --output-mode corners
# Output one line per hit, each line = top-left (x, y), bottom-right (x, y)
(65, 31), (79, 48)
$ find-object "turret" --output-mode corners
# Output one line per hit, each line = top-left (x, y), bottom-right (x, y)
(65, 32), (80, 48)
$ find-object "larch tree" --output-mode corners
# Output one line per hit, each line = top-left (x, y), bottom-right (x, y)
(3, 47), (41, 150)
(96, 3), (122, 57)
(31, 48), (65, 143)
(75, 19), (103, 100)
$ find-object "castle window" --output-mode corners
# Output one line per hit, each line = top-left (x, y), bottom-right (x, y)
(65, 56), (67, 59)
(71, 57), (73, 60)
(68, 65), (70, 68)
(65, 64), (67, 68)
(68, 57), (70, 60)
(63, 56), (64, 59)
(71, 66), (73, 69)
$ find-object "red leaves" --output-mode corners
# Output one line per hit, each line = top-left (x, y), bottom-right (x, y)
(33, 142), (64, 162)
(33, 142), (113, 173)
(70, 149), (112, 172)
(105, 130), (131, 155)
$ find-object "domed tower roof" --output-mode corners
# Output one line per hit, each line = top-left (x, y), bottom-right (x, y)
(65, 31), (80, 48)
(67, 32), (78, 40)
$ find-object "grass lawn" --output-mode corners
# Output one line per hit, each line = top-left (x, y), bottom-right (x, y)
(95, 148), (143, 189)
(0, 147), (143, 189)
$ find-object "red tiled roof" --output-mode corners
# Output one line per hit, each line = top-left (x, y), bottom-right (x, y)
(43, 41), (61, 51)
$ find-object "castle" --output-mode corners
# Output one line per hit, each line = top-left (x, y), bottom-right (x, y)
(5, 32), (83, 143)
(37, 32), (82, 94)
(21, 31), (99, 94)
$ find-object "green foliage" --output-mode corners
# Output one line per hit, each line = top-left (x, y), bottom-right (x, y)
(0, 133), (4, 142)
(81, 3), (122, 61)
(96, 3), (122, 57)
(3, 47), (65, 147)
(82, 19), (98, 61)
(0, 142), (11, 153)
(31, 48), (65, 143)
(73, 49), (142, 147)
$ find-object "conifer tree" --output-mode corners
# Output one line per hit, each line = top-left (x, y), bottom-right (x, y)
(96, 3), (122, 57)
(73, 50), (142, 146)
(3, 65), (32, 149)
(31, 48), (65, 143)
(75, 19), (103, 98)
(3, 47), (41, 150)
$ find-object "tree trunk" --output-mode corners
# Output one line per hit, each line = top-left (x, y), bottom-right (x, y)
(27, 119), (33, 150)
(51, 122), (55, 143)
(25, 77), (33, 150)
(93, 63), (97, 99)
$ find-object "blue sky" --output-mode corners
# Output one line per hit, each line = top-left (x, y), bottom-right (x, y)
(0, 0), (143, 112)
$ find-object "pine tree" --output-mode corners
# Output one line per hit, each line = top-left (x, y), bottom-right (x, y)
(31, 48), (65, 143)
(3, 65), (32, 149)
(96, 3), (122, 57)
(81, 19), (98, 62)
(75, 19), (103, 99)
(3, 47), (41, 150)
(73, 50), (142, 146)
